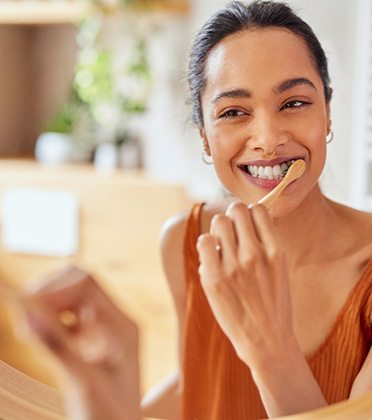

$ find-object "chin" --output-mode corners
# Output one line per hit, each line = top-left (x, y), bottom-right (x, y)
(268, 188), (312, 219)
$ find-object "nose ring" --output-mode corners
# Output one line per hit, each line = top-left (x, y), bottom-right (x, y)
(263, 149), (277, 159)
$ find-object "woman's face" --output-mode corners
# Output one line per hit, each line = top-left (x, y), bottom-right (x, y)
(201, 28), (330, 215)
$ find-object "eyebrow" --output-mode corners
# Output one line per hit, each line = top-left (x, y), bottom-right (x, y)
(274, 77), (317, 94)
(211, 77), (317, 104)
(211, 88), (251, 104)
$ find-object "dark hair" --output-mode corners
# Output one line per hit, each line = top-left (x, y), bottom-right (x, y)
(188, 0), (333, 127)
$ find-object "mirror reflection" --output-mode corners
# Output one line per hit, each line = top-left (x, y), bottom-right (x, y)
(0, 1), (371, 419)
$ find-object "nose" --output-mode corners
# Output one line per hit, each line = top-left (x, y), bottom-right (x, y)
(247, 112), (288, 156)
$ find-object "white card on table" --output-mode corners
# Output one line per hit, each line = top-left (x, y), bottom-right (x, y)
(2, 188), (79, 257)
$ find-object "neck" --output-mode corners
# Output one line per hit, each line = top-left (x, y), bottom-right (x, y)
(273, 184), (339, 269)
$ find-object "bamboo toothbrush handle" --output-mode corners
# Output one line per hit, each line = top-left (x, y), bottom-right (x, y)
(258, 178), (289, 209)
(257, 159), (306, 210)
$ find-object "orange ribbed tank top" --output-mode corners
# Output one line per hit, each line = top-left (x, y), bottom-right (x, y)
(182, 204), (372, 420)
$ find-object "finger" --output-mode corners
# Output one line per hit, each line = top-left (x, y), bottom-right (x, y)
(197, 233), (222, 283)
(22, 295), (127, 377)
(210, 214), (238, 266)
(226, 202), (261, 252)
(250, 204), (282, 256)
(29, 266), (122, 323)
(21, 296), (86, 375)
(26, 267), (95, 332)
(74, 302), (138, 368)
(28, 265), (91, 311)
(27, 267), (136, 366)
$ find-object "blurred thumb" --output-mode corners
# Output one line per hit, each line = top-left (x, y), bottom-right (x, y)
(22, 296), (83, 376)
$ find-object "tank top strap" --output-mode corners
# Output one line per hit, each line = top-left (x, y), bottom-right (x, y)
(183, 203), (205, 287)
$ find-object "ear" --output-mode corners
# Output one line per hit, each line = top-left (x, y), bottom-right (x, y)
(199, 128), (211, 155)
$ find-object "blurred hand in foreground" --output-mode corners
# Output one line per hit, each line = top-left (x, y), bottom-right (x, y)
(20, 266), (141, 420)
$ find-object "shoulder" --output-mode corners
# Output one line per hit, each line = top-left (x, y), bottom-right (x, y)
(160, 196), (238, 271)
(159, 199), (235, 303)
(200, 196), (238, 233)
(329, 200), (372, 255)
(348, 208), (372, 252)
(332, 200), (372, 230)
(159, 211), (191, 315)
(160, 212), (189, 251)
(160, 196), (236, 245)
(331, 202), (372, 306)
(160, 212), (189, 281)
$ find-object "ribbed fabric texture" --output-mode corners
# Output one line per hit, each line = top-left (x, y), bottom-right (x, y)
(182, 203), (372, 420)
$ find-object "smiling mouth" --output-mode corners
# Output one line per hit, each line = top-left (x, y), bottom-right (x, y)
(238, 159), (299, 181)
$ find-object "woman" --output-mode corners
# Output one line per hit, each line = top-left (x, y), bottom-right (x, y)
(21, 1), (372, 419)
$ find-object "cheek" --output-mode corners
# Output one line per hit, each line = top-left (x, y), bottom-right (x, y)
(205, 123), (245, 161)
(305, 124), (327, 170)
(209, 133), (245, 182)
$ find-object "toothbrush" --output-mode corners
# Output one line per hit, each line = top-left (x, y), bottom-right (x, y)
(258, 159), (306, 209)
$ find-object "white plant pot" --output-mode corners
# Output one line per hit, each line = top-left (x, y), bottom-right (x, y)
(94, 143), (119, 170)
(35, 132), (74, 164)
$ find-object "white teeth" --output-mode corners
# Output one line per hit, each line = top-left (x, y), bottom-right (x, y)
(248, 165), (258, 176)
(272, 165), (281, 177)
(280, 163), (288, 172)
(264, 166), (273, 180)
(244, 159), (297, 180)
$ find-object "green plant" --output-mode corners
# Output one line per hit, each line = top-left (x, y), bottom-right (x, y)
(74, 50), (113, 112)
(120, 38), (151, 114)
(72, 15), (151, 144)
(45, 103), (79, 134)
(46, 4), (152, 153)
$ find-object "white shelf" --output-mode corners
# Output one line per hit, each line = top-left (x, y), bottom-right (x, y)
(0, 2), (90, 25)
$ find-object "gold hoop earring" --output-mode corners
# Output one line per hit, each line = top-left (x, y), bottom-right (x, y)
(202, 143), (213, 165)
(326, 131), (334, 144)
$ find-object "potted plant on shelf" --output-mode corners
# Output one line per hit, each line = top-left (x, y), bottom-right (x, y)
(35, 100), (95, 164)
(36, 6), (151, 169)
(73, 16), (151, 170)
(35, 103), (77, 164)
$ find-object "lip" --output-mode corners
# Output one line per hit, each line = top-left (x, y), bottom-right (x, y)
(239, 169), (283, 190)
(237, 156), (306, 191)
(237, 156), (305, 167)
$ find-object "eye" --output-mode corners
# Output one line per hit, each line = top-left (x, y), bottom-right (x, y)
(281, 100), (311, 110)
(219, 109), (247, 119)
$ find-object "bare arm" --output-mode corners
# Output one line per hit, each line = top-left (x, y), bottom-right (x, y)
(141, 213), (188, 420)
